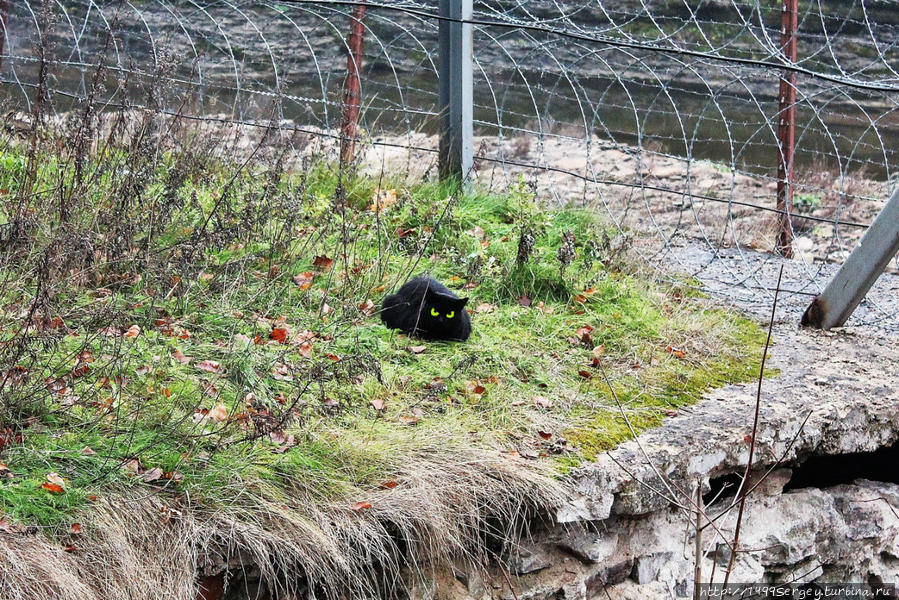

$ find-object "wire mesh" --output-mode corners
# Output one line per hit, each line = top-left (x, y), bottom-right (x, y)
(1, 0), (897, 325)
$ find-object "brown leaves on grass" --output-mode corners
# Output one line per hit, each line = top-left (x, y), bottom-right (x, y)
(357, 299), (377, 317)
(41, 482), (64, 494)
(269, 430), (296, 454)
(312, 255), (334, 270)
(196, 360), (222, 374)
(293, 272), (315, 290)
(665, 345), (687, 359)
(207, 403), (229, 422)
(41, 473), (66, 494)
(407, 345), (426, 354)
(466, 381), (486, 395)
(369, 188), (398, 213)
(351, 501), (372, 511)
(172, 349), (192, 364)
(269, 327), (289, 344)
(272, 363), (293, 381)
(576, 325), (594, 345)
(123, 325), (141, 338)
(517, 294), (532, 307)
(141, 468), (164, 483)
(71, 364), (91, 378)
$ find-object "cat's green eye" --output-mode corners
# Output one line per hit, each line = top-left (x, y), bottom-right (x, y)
(430, 307), (440, 317)
(446, 311), (455, 319)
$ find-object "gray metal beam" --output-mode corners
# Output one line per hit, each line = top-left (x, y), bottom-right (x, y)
(438, 0), (473, 181)
(802, 186), (899, 329)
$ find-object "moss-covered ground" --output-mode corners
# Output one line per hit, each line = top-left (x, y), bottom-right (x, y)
(0, 139), (766, 536)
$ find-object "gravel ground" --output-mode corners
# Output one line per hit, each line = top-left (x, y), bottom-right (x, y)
(659, 239), (899, 338)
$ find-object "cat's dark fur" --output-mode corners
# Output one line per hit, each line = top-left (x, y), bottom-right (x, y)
(381, 276), (471, 341)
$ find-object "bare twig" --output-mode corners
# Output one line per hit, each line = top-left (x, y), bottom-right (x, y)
(723, 264), (783, 585)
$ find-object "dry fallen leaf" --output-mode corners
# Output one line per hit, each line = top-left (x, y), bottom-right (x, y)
(358, 299), (377, 317)
(172, 349), (192, 364)
(466, 381), (486, 395)
(533, 395), (553, 409)
(70, 523), (82, 534)
(141, 467), (164, 483)
(293, 272), (315, 290)
(475, 303), (497, 314)
(369, 188), (398, 213)
(312, 255), (334, 270)
(0, 462), (11, 479)
(207, 403), (229, 422)
(41, 481), (65, 494)
(196, 360), (222, 374)
(518, 294), (532, 307)
(408, 345), (426, 354)
(351, 501), (372, 511)
(576, 325), (594, 345)
(270, 327), (289, 344)
(123, 325), (141, 338)
(272, 363), (293, 381)
(370, 398), (386, 411)
(666, 345), (687, 359)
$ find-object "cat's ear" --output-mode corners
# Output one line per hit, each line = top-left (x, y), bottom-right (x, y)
(457, 297), (469, 308)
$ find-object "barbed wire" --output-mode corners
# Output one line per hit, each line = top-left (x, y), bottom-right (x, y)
(0, 0), (897, 327)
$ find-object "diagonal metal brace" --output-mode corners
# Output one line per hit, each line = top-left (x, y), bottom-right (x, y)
(801, 187), (899, 329)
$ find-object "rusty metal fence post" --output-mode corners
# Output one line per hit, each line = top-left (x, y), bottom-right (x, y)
(775, 0), (798, 258)
(339, 1), (366, 167)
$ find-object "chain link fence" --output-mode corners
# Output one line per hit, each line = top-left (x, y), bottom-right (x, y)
(1, 0), (897, 324)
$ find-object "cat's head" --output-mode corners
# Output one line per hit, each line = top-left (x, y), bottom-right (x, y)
(422, 287), (468, 329)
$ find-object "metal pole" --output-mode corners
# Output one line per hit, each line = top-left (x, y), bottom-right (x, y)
(775, 0), (798, 258)
(438, 0), (473, 181)
(801, 187), (899, 329)
(339, 1), (366, 167)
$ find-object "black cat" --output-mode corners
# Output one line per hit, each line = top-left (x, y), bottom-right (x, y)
(380, 276), (471, 341)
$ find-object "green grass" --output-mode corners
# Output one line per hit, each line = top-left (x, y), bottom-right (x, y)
(0, 141), (767, 534)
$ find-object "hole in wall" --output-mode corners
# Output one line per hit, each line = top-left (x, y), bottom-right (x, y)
(703, 442), (899, 506)
(783, 442), (899, 492)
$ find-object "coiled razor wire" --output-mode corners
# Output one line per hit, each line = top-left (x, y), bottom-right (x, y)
(1, 0), (897, 325)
